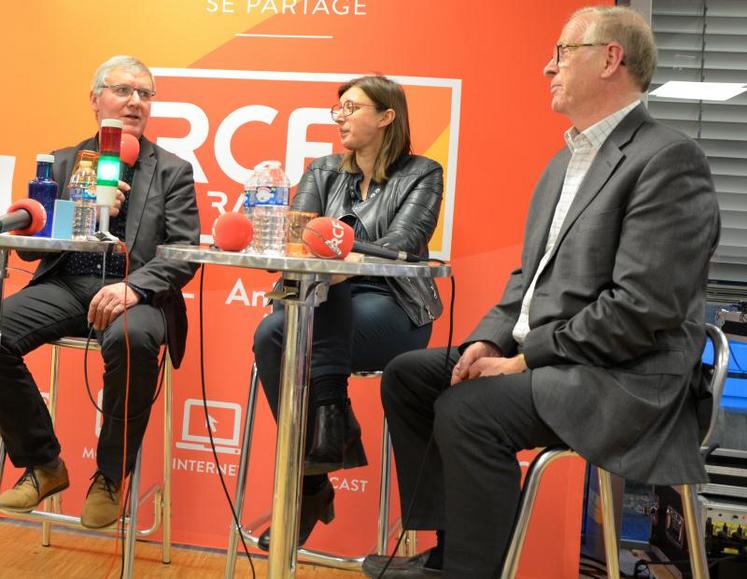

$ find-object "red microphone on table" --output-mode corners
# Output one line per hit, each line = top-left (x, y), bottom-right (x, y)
(303, 216), (422, 262)
(212, 212), (253, 251)
(1, 198), (47, 235)
(120, 133), (140, 168)
(302, 217), (354, 258)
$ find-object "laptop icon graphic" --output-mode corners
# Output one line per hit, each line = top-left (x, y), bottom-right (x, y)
(175, 399), (242, 455)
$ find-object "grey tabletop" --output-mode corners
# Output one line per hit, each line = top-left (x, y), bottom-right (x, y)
(157, 244), (451, 278)
(0, 233), (121, 253)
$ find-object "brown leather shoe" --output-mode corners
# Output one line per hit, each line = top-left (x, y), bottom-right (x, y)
(81, 472), (121, 529)
(0, 461), (69, 513)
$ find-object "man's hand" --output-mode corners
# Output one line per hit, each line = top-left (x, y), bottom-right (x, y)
(451, 341), (527, 385)
(109, 181), (129, 218)
(87, 282), (140, 330)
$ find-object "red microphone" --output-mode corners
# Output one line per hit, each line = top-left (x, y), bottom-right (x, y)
(120, 133), (140, 167)
(212, 212), (253, 251)
(302, 216), (422, 262)
(302, 217), (354, 259)
(2, 198), (47, 235)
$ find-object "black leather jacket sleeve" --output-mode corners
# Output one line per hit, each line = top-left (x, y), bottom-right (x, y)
(374, 163), (442, 256)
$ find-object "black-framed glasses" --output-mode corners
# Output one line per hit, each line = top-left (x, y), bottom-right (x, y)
(554, 42), (607, 65)
(330, 100), (377, 119)
(102, 84), (156, 101)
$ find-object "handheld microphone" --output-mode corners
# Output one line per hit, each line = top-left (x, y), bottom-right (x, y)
(302, 216), (422, 262)
(120, 133), (140, 167)
(352, 240), (421, 262)
(212, 212), (253, 251)
(1, 198), (47, 235)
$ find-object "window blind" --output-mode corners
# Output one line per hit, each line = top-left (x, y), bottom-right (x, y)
(648, 0), (747, 297)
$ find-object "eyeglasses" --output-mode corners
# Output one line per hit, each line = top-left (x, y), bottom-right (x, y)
(101, 84), (156, 101)
(554, 42), (627, 66)
(330, 101), (377, 119)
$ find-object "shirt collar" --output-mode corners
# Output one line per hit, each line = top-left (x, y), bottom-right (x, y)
(564, 100), (641, 153)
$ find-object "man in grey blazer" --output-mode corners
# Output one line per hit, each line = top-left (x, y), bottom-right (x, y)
(0, 56), (199, 529)
(363, 6), (719, 578)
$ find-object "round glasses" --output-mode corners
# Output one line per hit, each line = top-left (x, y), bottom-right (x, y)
(330, 101), (377, 120)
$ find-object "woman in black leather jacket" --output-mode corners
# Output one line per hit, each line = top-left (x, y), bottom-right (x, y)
(253, 75), (443, 550)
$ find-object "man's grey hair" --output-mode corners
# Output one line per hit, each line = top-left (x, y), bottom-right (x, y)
(91, 55), (155, 95)
(572, 6), (657, 91)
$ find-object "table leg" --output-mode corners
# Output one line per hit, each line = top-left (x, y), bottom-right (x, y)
(224, 363), (260, 578)
(267, 274), (327, 579)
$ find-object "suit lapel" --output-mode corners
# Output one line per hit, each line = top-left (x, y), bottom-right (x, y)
(126, 137), (156, 249)
(523, 150), (570, 285)
(547, 103), (649, 260)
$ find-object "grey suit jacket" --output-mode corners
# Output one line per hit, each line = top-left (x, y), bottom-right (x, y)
(466, 104), (719, 485)
(22, 136), (200, 368)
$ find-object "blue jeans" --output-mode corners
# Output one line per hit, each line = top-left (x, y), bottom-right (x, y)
(252, 279), (432, 449)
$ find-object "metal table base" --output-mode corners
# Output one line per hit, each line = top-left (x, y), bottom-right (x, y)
(156, 244), (450, 578)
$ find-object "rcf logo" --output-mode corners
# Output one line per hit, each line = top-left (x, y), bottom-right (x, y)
(147, 68), (460, 259)
(325, 219), (347, 257)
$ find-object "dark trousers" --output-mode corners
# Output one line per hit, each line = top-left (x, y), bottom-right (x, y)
(382, 348), (564, 578)
(0, 275), (165, 483)
(253, 280), (432, 452)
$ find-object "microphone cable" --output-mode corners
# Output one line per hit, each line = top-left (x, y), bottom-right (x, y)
(198, 263), (257, 578)
(81, 240), (133, 579)
(76, 240), (166, 579)
(376, 270), (456, 578)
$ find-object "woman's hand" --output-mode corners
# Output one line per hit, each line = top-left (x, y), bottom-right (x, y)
(330, 252), (364, 285)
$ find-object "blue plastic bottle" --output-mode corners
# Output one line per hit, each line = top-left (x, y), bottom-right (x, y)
(28, 154), (58, 237)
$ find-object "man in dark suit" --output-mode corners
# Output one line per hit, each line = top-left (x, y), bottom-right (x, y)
(363, 6), (719, 578)
(0, 56), (199, 528)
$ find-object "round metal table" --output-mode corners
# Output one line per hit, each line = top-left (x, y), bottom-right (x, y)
(156, 244), (450, 579)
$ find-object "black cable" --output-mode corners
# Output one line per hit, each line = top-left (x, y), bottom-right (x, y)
(79, 245), (166, 577)
(198, 264), (256, 578)
(83, 310), (168, 422)
(376, 273), (456, 578)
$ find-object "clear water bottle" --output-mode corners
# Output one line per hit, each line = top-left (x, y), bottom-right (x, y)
(242, 169), (257, 222)
(28, 154), (58, 237)
(68, 150), (99, 240)
(250, 161), (289, 255)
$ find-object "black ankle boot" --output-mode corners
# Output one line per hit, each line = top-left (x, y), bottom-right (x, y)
(304, 399), (368, 475)
(257, 480), (335, 551)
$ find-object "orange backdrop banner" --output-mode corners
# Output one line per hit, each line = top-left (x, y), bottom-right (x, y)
(0, 1), (609, 576)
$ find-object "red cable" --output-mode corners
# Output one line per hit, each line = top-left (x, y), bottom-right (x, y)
(104, 239), (132, 577)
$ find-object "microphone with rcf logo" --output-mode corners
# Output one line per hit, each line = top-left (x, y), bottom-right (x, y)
(302, 216), (422, 262)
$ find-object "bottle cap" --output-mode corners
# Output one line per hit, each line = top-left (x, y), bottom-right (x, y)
(36, 154), (54, 163)
(101, 119), (124, 129)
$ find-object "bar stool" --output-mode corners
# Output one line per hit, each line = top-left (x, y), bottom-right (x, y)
(0, 336), (174, 578)
(224, 365), (417, 576)
(500, 323), (730, 579)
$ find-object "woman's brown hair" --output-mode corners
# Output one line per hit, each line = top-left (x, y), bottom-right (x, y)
(338, 75), (412, 182)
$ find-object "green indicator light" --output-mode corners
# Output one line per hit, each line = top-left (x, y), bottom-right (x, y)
(96, 155), (121, 186)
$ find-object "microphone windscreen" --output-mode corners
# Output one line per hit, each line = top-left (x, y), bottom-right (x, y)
(120, 133), (140, 167)
(213, 212), (253, 251)
(8, 198), (47, 235)
(302, 217), (354, 259)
